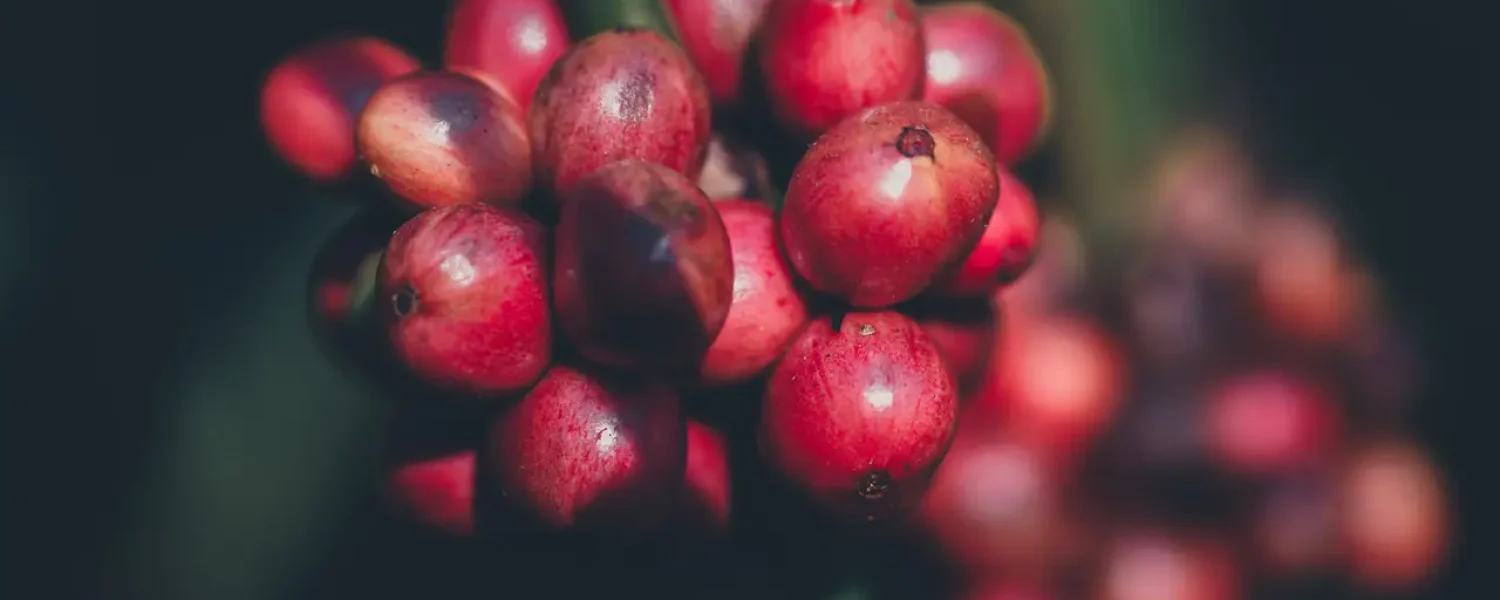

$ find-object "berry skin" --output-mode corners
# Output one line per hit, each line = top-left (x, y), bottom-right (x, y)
(931, 166), (1041, 297)
(909, 297), (997, 393)
(485, 365), (686, 532)
(443, 0), (570, 112)
(699, 200), (811, 386)
(756, 0), (925, 139)
(780, 101), (998, 308)
(260, 36), (420, 182)
(663, 0), (774, 109)
(761, 311), (959, 521)
(379, 204), (551, 397)
(388, 450), (477, 537)
(530, 28), (712, 201)
(357, 70), (533, 209)
(553, 160), (733, 372)
(682, 420), (732, 530)
(920, 3), (1052, 164)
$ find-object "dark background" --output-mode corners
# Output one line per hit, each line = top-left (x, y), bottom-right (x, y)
(6, 0), (1489, 598)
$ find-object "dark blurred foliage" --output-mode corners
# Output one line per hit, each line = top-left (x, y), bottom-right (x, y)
(2, 0), (1492, 599)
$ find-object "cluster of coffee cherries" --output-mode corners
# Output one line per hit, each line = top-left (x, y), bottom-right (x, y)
(263, 0), (1448, 598)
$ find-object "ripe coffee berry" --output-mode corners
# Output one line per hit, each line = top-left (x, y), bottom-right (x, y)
(756, 0), (925, 138)
(682, 420), (732, 531)
(932, 166), (1041, 297)
(388, 450), (477, 537)
(357, 70), (533, 209)
(698, 200), (810, 385)
(781, 101), (998, 308)
(554, 160), (733, 372)
(443, 0), (570, 112)
(920, 3), (1052, 164)
(260, 36), (420, 182)
(530, 28), (712, 201)
(486, 365), (686, 532)
(761, 311), (959, 521)
(664, 0), (773, 110)
(379, 204), (551, 397)
(909, 297), (998, 393)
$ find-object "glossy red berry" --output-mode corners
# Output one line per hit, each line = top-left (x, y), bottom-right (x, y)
(781, 101), (998, 307)
(443, 0), (570, 112)
(486, 365), (686, 531)
(380, 204), (551, 396)
(260, 36), (420, 182)
(920, 3), (1051, 164)
(554, 160), (733, 371)
(664, 0), (773, 109)
(932, 166), (1041, 296)
(756, 0), (925, 138)
(761, 311), (959, 521)
(699, 200), (810, 386)
(357, 70), (532, 209)
(530, 28), (712, 201)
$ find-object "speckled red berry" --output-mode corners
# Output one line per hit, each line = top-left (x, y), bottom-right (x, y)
(781, 101), (998, 307)
(554, 160), (733, 372)
(530, 28), (712, 201)
(761, 311), (959, 521)
(921, 3), (1052, 164)
(260, 36), (420, 182)
(699, 200), (810, 386)
(380, 204), (551, 396)
(486, 365), (686, 531)
(357, 70), (532, 209)
(756, 0), (925, 138)
(443, 0), (570, 113)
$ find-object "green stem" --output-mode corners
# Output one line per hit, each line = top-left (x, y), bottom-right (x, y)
(556, 0), (681, 43)
(1016, 0), (1198, 270)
